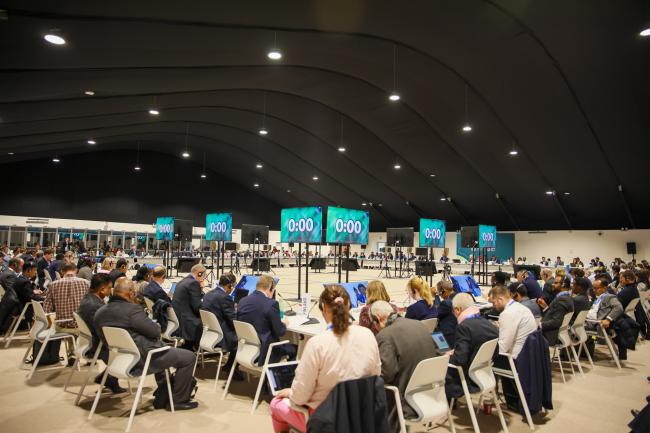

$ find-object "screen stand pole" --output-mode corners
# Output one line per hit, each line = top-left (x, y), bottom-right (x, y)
(346, 247), (350, 283)
(221, 241), (225, 276)
(305, 243), (309, 294)
(297, 243), (302, 300)
(429, 247), (433, 287)
(338, 244), (342, 284)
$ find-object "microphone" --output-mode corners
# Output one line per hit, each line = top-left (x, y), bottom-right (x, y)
(301, 299), (320, 325)
(275, 292), (296, 316)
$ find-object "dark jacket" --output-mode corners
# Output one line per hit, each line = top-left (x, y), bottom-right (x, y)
(78, 292), (106, 353)
(571, 294), (592, 324)
(108, 269), (126, 286)
(171, 275), (203, 344)
(541, 280), (555, 306)
(152, 298), (172, 333)
(237, 290), (286, 365)
(307, 376), (389, 433)
(201, 287), (237, 351)
(522, 274), (542, 299)
(510, 330), (553, 415)
(143, 280), (171, 303)
(0, 268), (18, 293)
(446, 316), (499, 398)
(376, 317), (437, 429)
(617, 284), (639, 310)
(541, 295), (574, 346)
(13, 275), (41, 305)
(436, 295), (457, 346)
(405, 299), (438, 321)
(94, 296), (163, 373)
(36, 257), (50, 289)
(613, 316), (639, 350)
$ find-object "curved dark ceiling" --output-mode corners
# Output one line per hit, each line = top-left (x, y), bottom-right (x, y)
(0, 1), (648, 231)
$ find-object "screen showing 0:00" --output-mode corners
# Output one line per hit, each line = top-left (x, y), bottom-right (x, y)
(478, 224), (497, 248)
(205, 213), (232, 242)
(325, 206), (369, 245)
(280, 207), (323, 243)
(419, 219), (446, 248)
(155, 216), (174, 241)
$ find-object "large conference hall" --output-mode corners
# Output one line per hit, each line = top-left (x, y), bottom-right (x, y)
(1, 2), (649, 433)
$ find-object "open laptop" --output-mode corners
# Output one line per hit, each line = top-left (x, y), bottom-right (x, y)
(265, 361), (299, 396)
(168, 282), (177, 297)
(233, 275), (280, 304)
(431, 332), (452, 354)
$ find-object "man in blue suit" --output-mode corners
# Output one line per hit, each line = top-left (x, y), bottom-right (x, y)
(516, 270), (542, 299)
(143, 266), (171, 303)
(617, 270), (640, 310)
(237, 274), (296, 365)
(435, 280), (457, 346)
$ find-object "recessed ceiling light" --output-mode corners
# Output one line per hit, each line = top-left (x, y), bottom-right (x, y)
(393, 163), (401, 169)
(440, 197), (447, 201)
(286, 189), (291, 193)
(640, 28), (650, 37)
(509, 149), (518, 156)
(84, 90), (95, 96)
(267, 48), (282, 60)
(429, 173), (436, 177)
(564, 192), (571, 196)
(52, 157), (60, 163)
(377, 203), (383, 207)
(545, 190), (554, 195)
(312, 176), (319, 181)
(182, 151), (190, 158)
(258, 127), (268, 136)
(253, 183), (260, 188)
(44, 33), (65, 45)
(87, 139), (96, 145)
(200, 173), (207, 179)
(338, 147), (346, 152)
(7, 152), (14, 155)
(361, 202), (367, 206)
(256, 163), (263, 168)
(461, 124), (472, 132)
(388, 92), (401, 102)
(148, 109), (160, 115)
(134, 165), (141, 171)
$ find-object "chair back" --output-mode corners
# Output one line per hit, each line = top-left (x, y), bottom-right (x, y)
(102, 326), (141, 379)
(143, 297), (154, 318)
(0, 284), (5, 299)
(72, 312), (94, 359)
(30, 300), (52, 341)
(199, 310), (224, 352)
(404, 356), (449, 422)
(625, 298), (640, 318)
(571, 310), (589, 344)
(556, 311), (574, 348)
(162, 306), (179, 340)
(233, 320), (261, 369)
(467, 338), (498, 392)
(421, 318), (438, 333)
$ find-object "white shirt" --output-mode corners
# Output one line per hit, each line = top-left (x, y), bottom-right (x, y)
(498, 300), (537, 358)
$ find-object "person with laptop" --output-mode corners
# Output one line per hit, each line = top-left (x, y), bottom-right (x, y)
(172, 264), (207, 350)
(143, 266), (171, 302)
(269, 285), (381, 433)
(405, 276), (438, 320)
(370, 300), (437, 433)
(435, 280), (458, 346)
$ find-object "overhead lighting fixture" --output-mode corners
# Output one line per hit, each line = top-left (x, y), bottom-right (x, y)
(267, 31), (282, 60)
(87, 139), (96, 145)
(388, 44), (400, 102)
(134, 165), (141, 171)
(148, 95), (160, 116)
(361, 202), (367, 206)
(429, 173), (436, 177)
(84, 90), (95, 96)
(393, 163), (401, 169)
(509, 149), (518, 156)
(258, 127), (268, 136)
(182, 151), (190, 158)
(640, 27), (650, 37)
(134, 141), (142, 171)
(286, 189), (291, 193)
(200, 173), (207, 179)
(388, 93), (401, 102)
(182, 124), (191, 158)
(200, 152), (207, 179)
(440, 197), (447, 201)
(52, 157), (60, 163)
(148, 109), (160, 116)
(259, 92), (269, 135)
(564, 192), (571, 196)
(7, 152), (14, 155)
(338, 147), (346, 152)
(461, 124), (472, 132)
(44, 32), (66, 45)
(256, 163), (263, 168)
(461, 85), (473, 133)
(253, 183), (260, 188)
(312, 176), (319, 181)
(545, 190), (554, 196)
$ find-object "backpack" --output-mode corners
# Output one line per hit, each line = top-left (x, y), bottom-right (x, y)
(30, 339), (62, 366)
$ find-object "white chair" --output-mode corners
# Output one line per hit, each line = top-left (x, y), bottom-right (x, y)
(143, 297), (154, 319)
(421, 318), (439, 334)
(449, 338), (509, 433)
(161, 306), (181, 347)
(571, 310), (594, 370)
(4, 301), (34, 348)
(585, 319), (622, 370)
(493, 349), (535, 430)
(640, 291), (650, 323)
(550, 312), (578, 382)
(222, 320), (290, 414)
(624, 297), (640, 319)
(19, 300), (76, 380)
(386, 355), (455, 433)
(88, 326), (174, 433)
(193, 310), (225, 391)
(64, 312), (103, 401)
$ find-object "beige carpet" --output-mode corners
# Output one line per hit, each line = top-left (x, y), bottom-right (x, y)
(0, 267), (647, 433)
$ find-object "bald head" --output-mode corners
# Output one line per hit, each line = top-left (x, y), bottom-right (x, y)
(113, 277), (136, 302)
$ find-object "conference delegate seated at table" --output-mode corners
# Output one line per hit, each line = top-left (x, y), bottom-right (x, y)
(270, 285), (381, 433)
(404, 276), (438, 321)
(172, 264), (207, 350)
(357, 280), (399, 335)
(538, 275), (575, 346)
(144, 266), (171, 303)
(435, 280), (458, 346)
(509, 282), (542, 318)
(516, 269), (543, 300)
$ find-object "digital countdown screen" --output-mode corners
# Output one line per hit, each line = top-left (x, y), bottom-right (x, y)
(155, 216), (174, 241)
(478, 224), (497, 249)
(325, 206), (369, 245)
(280, 207), (323, 243)
(419, 219), (446, 248)
(205, 213), (232, 242)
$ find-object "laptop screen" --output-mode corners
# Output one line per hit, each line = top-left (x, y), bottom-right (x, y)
(169, 283), (177, 297)
(266, 362), (299, 395)
(432, 332), (450, 350)
(322, 281), (368, 308)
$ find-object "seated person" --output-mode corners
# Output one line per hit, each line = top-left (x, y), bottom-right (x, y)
(516, 270), (542, 300)
(509, 282), (542, 318)
(358, 280), (398, 335)
(405, 276), (438, 321)
(94, 277), (198, 410)
(270, 285), (381, 433)
(13, 262), (45, 321)
(172, 264), (206, 350)
(586, 277), (626, 358)
(237, 274), (297, 365)
(489, 285), (537, 363)
(540, 268), (555, 305)
(78, 274), (125, 393)
(445, 293), (498, 399)
(371, 301), (437, 433)
(537, 275), (575, 346)
(200, 272), (241, 379)
(617, 270), (640, 310)
(108, 258), (128, 285)
(571, 277), (593, 323)
(143, 266), (171, 303)
(491, 271), (509, 287)
(435, 280), (458, 346)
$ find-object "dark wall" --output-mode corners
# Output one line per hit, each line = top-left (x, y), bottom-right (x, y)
(2, 150), (282, 229)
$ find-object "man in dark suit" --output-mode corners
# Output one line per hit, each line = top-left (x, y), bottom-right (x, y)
(435, 280), (458, 346)
(571, 277), (593, 323)
(0, 257), (21, 293)
(108, 258), (128, 286)
(172, 264), (206, 350)
(13, 262), (44, 321)
(538, 275), (574, 345)
(617, 270), (640, 310)
(58, 237), (73, 254)
(78, 273), (125, 393)
(371, 301), (437, 433)
(540, 268), (556, 305)
(94, 277), (198, 410)
(201, 272), (241, 378)
(516, 270), (542, 299)
(143, 266), (171, 303)
(237, 274), (296, 365)
(0, 258), (23, 332)
(445, 293), (498, 399)
(36, 249), (53, 289)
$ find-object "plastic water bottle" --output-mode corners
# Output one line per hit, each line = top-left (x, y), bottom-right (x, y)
(279, 299), (285, 320)
(301, 293), (311, 316)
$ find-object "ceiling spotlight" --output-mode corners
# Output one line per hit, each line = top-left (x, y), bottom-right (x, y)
(393, 163), (401, 169)
(361, 202), (367, 206)
(52, 157), (60, 163)
(461, 124), (472, 132)
(545, 190), (554, 196)
(388, 92), (401, 102)
(44, 33), (66, 45)
(267, 48), (282, 60)
(253, 183), (260, 188)
(258, 127), (268, 136)
(286, 189), (291, 193)
(182, 151), (190, 158)
(440, 197), (447, 201)
(87, 139), (96, 145)
(134, 165), (141, 171)
(564, 192), (571, 196)
(338, 147), (346, 152)
(148, 109), (160, 115)
(429, 173), (436, 177)
(640, 28), (650, 37)
(256, 163), (263, 168)
(312, 176), (319, 181)
(509, 149), (518, 156)
(7, 152), (14, 155)
(200, 173), (207, 179)
(84, 90), (95, 96)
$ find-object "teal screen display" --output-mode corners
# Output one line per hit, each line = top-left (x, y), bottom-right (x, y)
(205, 213), (232, 242)
(325, 207), (369, 245)
(419, 219), (446, 248)
(280, 207), (323, 243)
(478, 224), (497, 249)
(155, 216), (174, 241)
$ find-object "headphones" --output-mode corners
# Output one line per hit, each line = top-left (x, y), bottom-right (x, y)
(197, 271), (204, 278)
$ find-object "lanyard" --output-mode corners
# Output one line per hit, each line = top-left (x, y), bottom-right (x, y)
(507, 300), (515, 308)
(326, 324), (333, 331)
(464, 313), (481, 320)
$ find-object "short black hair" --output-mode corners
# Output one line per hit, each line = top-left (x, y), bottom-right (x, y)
(492, 271), (508, 285)
(55, 253), (65, 260)
(22, 262), (36, 273)
(8, 257), (22, 269)
(90, 273), (112, 292)
(219, 273), (237, 287)
(573, 277), (590, 293)
(60, 262), (77, 274)
(116, 258), (128, 269)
